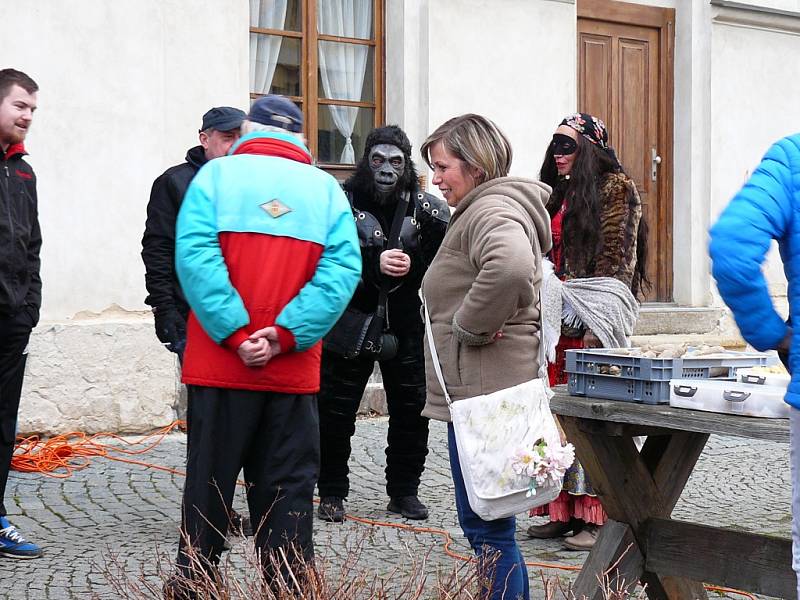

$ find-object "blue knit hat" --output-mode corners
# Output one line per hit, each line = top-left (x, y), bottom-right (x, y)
(248, 95), (303, 133)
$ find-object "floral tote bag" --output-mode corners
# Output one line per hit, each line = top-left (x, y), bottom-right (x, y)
(423, 298), (575, 521)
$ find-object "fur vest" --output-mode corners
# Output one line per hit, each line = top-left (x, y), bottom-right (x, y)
(558, 172), (643, 296)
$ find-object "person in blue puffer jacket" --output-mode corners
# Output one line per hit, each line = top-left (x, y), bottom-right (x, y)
(708, 133), (799, 598)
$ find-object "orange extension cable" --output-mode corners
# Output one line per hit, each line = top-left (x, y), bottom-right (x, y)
(11, 420), (188, 478)
(10, 421), (757, 599)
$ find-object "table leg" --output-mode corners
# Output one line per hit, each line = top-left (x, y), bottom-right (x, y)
(572, 519), (644, 599)
(559, 416), (710, 600)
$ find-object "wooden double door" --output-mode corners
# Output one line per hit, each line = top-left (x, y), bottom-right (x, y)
(577, 0), (675, 302)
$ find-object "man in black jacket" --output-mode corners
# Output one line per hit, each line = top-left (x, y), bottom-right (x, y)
(142, 106), (245, 358)
(0, 68), (43, 559)
(142, 107), (250, 541)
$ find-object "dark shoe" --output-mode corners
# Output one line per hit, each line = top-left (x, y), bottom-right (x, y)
(563, 524), (600, 550)
(387, 495), (429, 520)
(0, 516), (42, 559)
(318, 496), (346, 522)
(230, 511), (253, 537)
(526, 518), (580, 539)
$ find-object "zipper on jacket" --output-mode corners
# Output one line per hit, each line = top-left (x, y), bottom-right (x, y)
(1, 162), (13, 243)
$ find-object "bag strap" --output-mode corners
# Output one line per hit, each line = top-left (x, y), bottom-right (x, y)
(536, 291), (553, 399)
(529, 235), (553, 396)
(423, 299), (453, 407)
(386, 191), (410, 250)
(376, 191), (410, 321)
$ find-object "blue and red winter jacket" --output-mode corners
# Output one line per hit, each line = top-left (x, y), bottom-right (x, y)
(175, 131), (361, 393)
(709, 134), (800, 409)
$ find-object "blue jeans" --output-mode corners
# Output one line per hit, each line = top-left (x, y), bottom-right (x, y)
(448, 424), (529, 600)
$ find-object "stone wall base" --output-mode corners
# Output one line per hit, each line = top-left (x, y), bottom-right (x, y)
(18, 314), (388, 435)
(18, 314), (178, 436)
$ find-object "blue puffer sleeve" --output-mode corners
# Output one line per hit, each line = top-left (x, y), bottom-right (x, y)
(709, 137), (797, 351)
(275, 179), (361, 350)
(175, 164), (249, 344)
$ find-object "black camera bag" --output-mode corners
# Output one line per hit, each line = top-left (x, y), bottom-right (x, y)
(324, 192), (409, 360)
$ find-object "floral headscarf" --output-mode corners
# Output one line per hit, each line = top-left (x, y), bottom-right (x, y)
(560, 113), (609, 150)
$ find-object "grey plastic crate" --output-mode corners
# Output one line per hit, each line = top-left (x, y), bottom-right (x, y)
(565, 348), (774, 405)
(567, 372), (671, 405)
(566, 348), (772, 381)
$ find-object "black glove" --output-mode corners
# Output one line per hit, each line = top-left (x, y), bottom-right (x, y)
(154, 308), (186, 353)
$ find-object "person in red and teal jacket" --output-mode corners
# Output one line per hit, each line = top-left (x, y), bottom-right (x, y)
(169, 95), (360, 596)
(709, 133), (800, 599)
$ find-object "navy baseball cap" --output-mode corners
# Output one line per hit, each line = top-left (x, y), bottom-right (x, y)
(200, 106), (246, 132)
(248, 95), (303, 133)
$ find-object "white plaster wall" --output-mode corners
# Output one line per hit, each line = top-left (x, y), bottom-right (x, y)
(733, 0), (800, 11)
(21, 313), (179, 434)
(709, 16), (800, 319)
(672, 0), (714, 307)
(386, 0), (431, 156)
(3, 0), (250, 434)
(5, 1), (250, 319)
(420, 0), (576, 180)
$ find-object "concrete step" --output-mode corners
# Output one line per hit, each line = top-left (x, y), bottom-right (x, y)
(630, 333), (746, 350)
(634, 305), (725, 336)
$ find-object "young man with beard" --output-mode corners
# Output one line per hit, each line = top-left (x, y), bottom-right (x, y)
(317, 126), (450, 522)
(0, 68), (43, 559)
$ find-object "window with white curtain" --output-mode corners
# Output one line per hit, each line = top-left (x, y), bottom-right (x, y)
(249, 0), (384, 173)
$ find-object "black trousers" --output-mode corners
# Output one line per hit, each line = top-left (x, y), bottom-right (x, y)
(178, 386), (319, 581)
(317, 331), (429, 499)
(0, 311), (33, 517)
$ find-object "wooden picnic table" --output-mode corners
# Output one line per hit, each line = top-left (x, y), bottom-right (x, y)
(549, 387), (793, 600)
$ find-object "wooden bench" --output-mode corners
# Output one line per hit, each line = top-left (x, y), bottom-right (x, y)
(550, 388), (793, 600)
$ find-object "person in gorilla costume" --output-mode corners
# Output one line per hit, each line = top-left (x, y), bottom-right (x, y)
(318, 125), (449, 522)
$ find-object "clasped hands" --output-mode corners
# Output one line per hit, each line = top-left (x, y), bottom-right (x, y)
(237, 326), (282, 368)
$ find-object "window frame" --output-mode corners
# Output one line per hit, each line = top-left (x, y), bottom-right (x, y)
(249, 0), (385, 177)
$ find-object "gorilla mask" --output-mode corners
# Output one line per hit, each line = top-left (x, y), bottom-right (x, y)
(344, 125), (418, 206)
(370, 143), (406, 197)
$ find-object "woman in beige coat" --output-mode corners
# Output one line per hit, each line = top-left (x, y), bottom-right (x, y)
(420, 114), (552, 600)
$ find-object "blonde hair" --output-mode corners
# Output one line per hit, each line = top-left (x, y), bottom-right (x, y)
(420, 114), (513, 183)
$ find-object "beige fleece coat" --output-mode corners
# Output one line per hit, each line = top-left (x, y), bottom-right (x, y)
(421, 176), (553, 422)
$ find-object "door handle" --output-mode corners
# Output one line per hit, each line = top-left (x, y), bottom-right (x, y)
(651, 148), (662, 182)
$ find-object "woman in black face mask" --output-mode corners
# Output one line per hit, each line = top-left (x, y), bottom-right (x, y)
(527, 113), (649, 550)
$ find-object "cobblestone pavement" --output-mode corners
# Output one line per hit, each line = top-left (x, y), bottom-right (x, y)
(2, 417), (792, 600)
